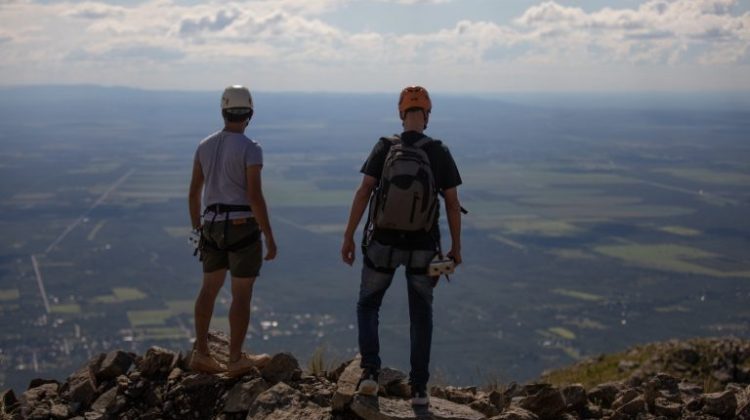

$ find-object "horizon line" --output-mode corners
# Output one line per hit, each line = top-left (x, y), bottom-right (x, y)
(2, 83), (750, 97)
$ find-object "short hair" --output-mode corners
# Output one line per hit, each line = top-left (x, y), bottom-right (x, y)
(222, 108), (253, 123)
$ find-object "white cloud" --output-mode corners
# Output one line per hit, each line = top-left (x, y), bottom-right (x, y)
(375, 0), (451, 4)
(0, 0), (747, 91)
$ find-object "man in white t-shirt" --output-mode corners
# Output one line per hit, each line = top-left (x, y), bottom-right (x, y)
(188, 85), (278, 377)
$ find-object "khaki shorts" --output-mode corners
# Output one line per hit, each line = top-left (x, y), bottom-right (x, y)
(201, 219), (262, 278)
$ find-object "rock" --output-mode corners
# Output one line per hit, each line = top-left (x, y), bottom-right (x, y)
(645, 372), (681, 410)
(612, 388), (639, 409)
(490, 407), (539, 420)
(654, 396), (683, 418)
(261, 352), (301, 384)
(63, 361), (99, 406)
(351, 394), (485, 420)
(91, 386), (118, 413)
(581, 402), (603, 419)
(331, 355), (362, 411)
(737, 400), (750, 420)
(701, 390), (737, 419)
(181, 372), (222, 390)
(167, 367), (183, 382)
(379, 367), (409, 397)
(675, 345), (701, 365)
(27, 378), (60, 390)
(680, 382), (704, 399)
(588, 381), (622, 408)
(470, 398), (500, 417)
(250, 382), (301, 413)
(561, 383), (586, 411)
(49, 403), (69, 419)
(443, 386), (477, 405)
(613, 395), (647, 416)
(138, 346), (177, 378)
(224, 377), (267, 413)
(488, 389), (507, 411)
(96, 350), (134, 381)
(20, 383), (60, 418)
(1, 389), (19, 413)
(248, 381), (329, 419)
(83, 410), (104, 420)
(516, 384), (565, 420)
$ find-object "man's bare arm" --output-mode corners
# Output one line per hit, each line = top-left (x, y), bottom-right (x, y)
(188, 159), (204, 230)
(341, 175), (377, 265)
(443, 187), (462, 265)
(246, 165), (277, 260)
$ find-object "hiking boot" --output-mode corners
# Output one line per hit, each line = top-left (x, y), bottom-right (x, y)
(411, 384), (430, 406)
(227, 352), (272, 377)
(356, 369), (379, 396)
(188, 350), (226, 374)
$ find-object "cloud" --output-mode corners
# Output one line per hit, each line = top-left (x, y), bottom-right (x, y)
(64, 2), (126, 19)
(512, 0), (750, 65)
(375, 0), (451, 4)
(179, 8), (240, 36)
(0, 0), (748, 91)
(66, 45), (185, 62)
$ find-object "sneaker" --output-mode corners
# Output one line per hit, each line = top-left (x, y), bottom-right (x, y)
(411, 385), (430, 406)
(227, 352), (272, 377)
(356, 369), (379, 396)
(188, 350), (226, 374)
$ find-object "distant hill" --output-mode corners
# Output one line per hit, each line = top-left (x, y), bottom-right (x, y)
(1, 334), (748, 419)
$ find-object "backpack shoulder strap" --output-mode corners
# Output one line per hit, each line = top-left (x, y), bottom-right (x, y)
(413, 135), (433, 149)
(380, 134), (401, 145)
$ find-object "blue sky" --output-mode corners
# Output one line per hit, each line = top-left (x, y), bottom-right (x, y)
(1, 0), (749, 92)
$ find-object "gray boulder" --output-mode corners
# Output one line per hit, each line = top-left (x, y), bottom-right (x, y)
(351, 394), (486, 420)
(490, 407), (539, 420)
(138, 346), (178, 378)
(561, 383), (586, 411)
(701, 390), (737, 419)
(261, 352), (301, 384)
(224, 377), (268, 413)
(332, 355), (362, 411)
(587, 381), (622, 408)
(247, 381), (329, 420)
(96, 351), (134, 381)
(516, 384), (565, 420)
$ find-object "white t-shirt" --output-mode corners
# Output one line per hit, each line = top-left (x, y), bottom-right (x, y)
(195, 130), (263, 221)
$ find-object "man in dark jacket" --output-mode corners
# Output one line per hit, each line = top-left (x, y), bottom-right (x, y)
(341, 86), (463, 406)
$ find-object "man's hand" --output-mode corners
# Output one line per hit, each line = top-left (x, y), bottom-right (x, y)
(264, 237), (277, 261)
(447, 245), (462, 266)
(341, 237), (356, 266)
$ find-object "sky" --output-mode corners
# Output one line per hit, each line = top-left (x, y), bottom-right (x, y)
(0, 0), (749, 92)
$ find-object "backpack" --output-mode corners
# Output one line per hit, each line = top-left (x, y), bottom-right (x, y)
(369, 135), (439, 233)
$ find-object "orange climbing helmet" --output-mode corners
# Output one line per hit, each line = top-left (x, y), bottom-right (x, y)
(398, 85), (431, 120)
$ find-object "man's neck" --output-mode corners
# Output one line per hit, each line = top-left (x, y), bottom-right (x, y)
(402, 124), (424, 133)
(223, 125), (245, 134)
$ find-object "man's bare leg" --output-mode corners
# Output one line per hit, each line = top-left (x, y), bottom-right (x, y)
(229, 276), (255, 362)
(194, 269), (227, 355)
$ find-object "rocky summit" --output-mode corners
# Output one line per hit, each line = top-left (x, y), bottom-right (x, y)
(1, 334), (749, 420)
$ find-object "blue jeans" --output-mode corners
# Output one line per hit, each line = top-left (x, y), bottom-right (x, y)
(357, 240), (437, 388)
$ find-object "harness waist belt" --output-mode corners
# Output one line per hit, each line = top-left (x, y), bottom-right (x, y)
(205, 203), (252, 213)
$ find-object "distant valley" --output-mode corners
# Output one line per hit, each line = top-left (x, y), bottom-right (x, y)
(0, 86), (748, 392)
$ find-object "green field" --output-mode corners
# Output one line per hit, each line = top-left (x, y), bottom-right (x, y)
(92, 287), (147, 303)
(594, 244), (750, 278)
(658, 226), (701, 237)
(127, 309), (172, 327)
(552, 288), (606, 302)
(50, 304), (82, 314)
(0, 289), (19, 301)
